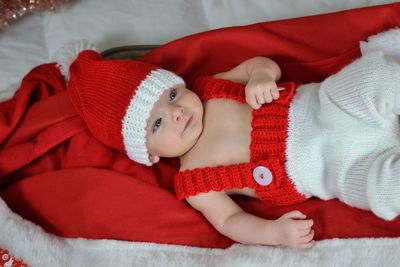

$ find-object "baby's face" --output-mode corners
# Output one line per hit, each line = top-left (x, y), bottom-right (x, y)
(145, 85), (203, 163)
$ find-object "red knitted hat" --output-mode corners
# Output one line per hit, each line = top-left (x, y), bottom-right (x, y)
(55, 40), (185, 166)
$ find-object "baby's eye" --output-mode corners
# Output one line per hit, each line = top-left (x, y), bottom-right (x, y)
(169, 88), (177, 102)
(153, 118), (162, 133)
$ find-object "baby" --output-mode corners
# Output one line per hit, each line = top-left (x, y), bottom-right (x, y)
(56, 28), (400, 249)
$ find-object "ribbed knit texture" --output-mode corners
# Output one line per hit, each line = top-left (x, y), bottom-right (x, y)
(68, 50), (158, 151)
(121, 69), (185, 165)
(174, 77), (307, 206)
(67, 50), (185, 165)
(286, 51), (400, 220)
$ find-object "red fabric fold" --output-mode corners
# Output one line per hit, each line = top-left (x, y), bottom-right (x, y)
(2, 3), (400, 249)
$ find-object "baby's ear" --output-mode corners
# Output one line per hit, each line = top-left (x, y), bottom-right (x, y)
(149, 154), (160, 164)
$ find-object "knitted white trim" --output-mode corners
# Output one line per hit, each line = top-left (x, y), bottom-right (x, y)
(122, 69), (185, 166)
(53, 40), (98, 81)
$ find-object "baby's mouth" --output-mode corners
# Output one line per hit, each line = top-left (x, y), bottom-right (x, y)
(182, 114), (193, 134)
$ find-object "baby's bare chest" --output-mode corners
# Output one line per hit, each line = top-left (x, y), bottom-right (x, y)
(180, 99), (257, 197)
(194, 99), (253, 167)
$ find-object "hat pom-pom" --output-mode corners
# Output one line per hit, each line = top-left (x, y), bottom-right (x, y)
(53, 39), (98, 81)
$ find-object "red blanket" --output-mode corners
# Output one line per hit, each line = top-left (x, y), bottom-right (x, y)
(1, 3), (400, 249)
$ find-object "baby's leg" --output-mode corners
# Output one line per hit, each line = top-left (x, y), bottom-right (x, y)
(341, 147), (400, 220)
(319, 50), (400, 130)
(317, 51), (400, 220)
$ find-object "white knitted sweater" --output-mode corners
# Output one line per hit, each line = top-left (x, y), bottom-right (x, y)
(286, 28), (400, 220)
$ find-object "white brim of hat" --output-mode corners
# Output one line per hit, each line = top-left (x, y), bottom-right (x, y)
(122, 68), (185, 166)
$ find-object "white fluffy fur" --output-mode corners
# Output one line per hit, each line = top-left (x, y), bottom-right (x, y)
(360, 28), (400, 116)
(1, 197), (400, 267)
(53, 40), (98, 81)
(360, 28), (400, 61)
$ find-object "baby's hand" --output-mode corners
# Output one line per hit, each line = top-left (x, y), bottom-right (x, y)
(245, 72), (280, 109)
(272, 210), (315, 249)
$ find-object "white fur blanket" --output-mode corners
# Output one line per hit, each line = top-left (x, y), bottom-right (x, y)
(1, 197), (400, 267)
(2, 196), (400, 266)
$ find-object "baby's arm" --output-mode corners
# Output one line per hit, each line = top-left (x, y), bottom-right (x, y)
(214, 57), (282, 109)
(187, 191), (315, 248)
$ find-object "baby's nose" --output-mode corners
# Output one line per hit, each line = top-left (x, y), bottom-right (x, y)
(172, 105), (184, 121)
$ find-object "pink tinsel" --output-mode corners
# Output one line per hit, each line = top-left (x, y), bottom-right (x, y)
(0, 0), (72, 30)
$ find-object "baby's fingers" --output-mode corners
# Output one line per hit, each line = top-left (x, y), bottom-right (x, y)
(298, 228), (313, 237)
(295, 218), (314, 230)
(246, 94), (261, 109)
(281, 210), (306, 219)
(293, 229), (315, 249)
(297, 240), (316, 249)
(270, 87), (280, 100)
(300, 229), (315, 242)
(255, 90), (270, 106)
(262, 91), (273, 104)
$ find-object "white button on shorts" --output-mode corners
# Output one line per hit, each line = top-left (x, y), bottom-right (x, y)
(253, 166), (273, 186)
